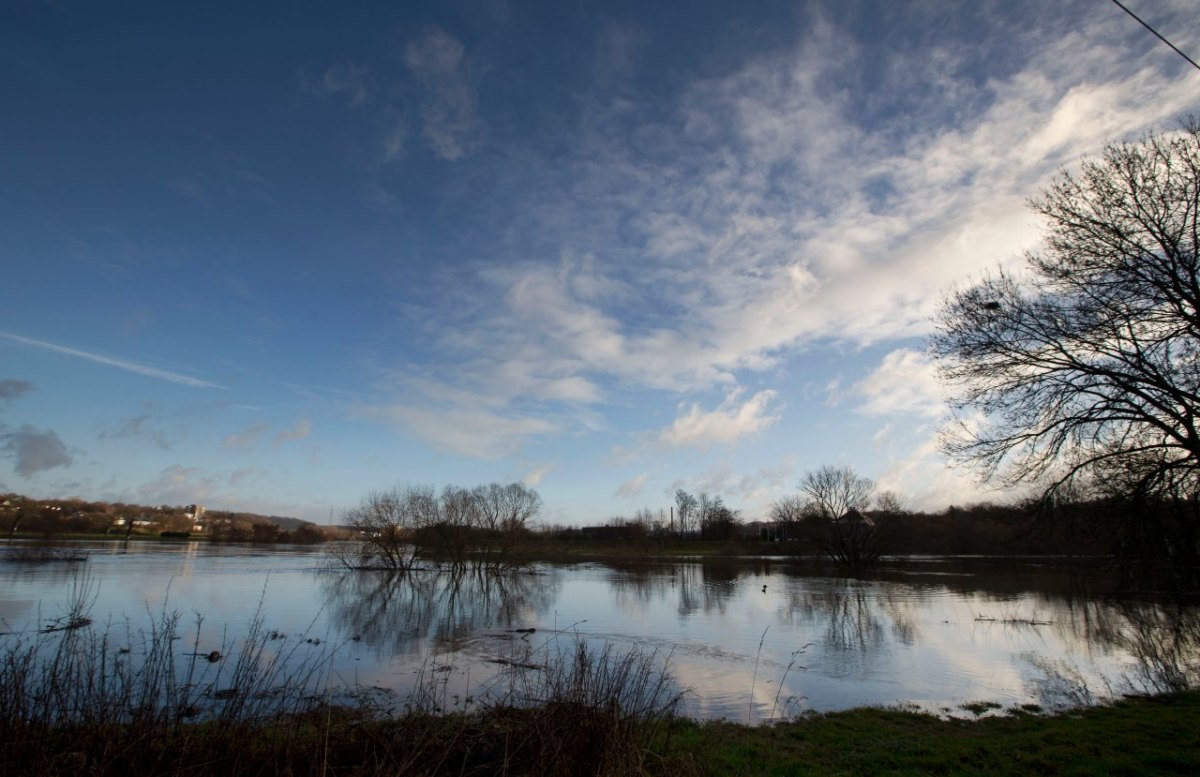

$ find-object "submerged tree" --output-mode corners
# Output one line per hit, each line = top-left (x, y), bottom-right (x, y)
(472, 481), (543, 560)
(795, 465), (893, 567)
(336, 482), (543, 571)
(801, 465), (875, 522)
(336, 486), (435, 571)
(932, 121), (1200, 578)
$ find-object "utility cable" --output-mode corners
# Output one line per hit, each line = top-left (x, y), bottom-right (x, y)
(1108, 0), (1200, 73)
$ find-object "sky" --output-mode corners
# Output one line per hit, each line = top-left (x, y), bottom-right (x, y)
(2, 0), (1199, 525)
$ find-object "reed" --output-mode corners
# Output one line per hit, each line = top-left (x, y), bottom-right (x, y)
(1, 547), (88, 563)
(4, 589), (1194, 777)
(0, 578), (346, 775)
(0, 585), (687, 776)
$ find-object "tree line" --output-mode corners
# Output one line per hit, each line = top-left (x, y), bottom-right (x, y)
(336, 482), (542, 571)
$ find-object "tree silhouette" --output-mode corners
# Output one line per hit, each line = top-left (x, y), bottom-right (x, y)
(932, 121), (1200, 578)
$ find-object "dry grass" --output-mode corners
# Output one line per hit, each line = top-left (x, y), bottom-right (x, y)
(0, 580), (687, 776)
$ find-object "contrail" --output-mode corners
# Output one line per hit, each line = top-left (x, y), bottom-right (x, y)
(0, 332), (222, 389)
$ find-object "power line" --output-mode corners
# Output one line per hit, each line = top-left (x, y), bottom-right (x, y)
(1108, 0), (1200, 73)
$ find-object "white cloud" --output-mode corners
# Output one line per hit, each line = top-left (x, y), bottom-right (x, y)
(1, 332), (220, 388)
(855, 349), (944, 418)
(874, 422), (1005, 512)
(358, 403), (556, 458)
(348, 4), (1200, 473)
(665, 457), (796, 520)
(488, 260), (798, 392)
(615, 473), (648, 499)
(405, 28), (481, 160)
(522, 464), (553, 487)
(418, 5), (1200, 411)
(658, 388), (781, 448)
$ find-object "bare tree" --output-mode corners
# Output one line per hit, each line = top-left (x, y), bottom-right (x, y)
(769, 494), (807, 524)
(768, 494), (809, 541)
(695, 492), (718, 526)
(473, 482), (542, 558)
(433, 484), (479, 563)
(797, 466), (891, 567)
(674, 489), (697, 536)
(874, 491), (904, 517)
(800, 465), (875, 521)
(495, 482), (543, 534)
(336, 486), (435, 570)
(931, 122), (1200, 573)
(700, 501), (741, 541)
(632, 507), (664, 535)
(339, 481), (543, 570)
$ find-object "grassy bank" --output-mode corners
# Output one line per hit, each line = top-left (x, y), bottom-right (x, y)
(666, 692), (1200, 776)
(3, 690), (1197, 776)
(3, 577), (1197, 776)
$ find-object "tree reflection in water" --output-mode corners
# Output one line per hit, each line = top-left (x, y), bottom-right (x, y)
(321, 567), (560, 657)
(673, 562), (742, 618)
(321, 558), (1200, 714)
(604, 560), (770, 618)
(1121, 604), (1200, 692)
(1054, 600), (1200, 694)
(783, 582), (887, 654)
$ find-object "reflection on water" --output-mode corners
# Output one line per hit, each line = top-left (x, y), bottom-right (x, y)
(321, 567), (560, 657)
(1, 542), (1197, 721)
(1047, 599), (1200, 696)
(785, 584), (886, 654)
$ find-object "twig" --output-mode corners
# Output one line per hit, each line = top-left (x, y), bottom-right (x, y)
(748, 626), (768, 724)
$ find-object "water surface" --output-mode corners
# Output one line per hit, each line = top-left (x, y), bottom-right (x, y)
(2, 541), (1195, 722)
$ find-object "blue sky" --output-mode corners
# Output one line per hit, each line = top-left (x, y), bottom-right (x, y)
(2, 0), (1198, 524)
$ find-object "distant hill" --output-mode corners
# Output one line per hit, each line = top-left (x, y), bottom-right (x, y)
(264, 515), (314, 532)
(0, 492), (317, 534)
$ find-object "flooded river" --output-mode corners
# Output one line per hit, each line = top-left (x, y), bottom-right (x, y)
(1, 541), (1196, 722)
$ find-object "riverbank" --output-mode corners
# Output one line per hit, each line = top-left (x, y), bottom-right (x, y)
(3, 559), (1197, 775)
(3, 691), (1196, 776)
(668, 691), (1200, 775)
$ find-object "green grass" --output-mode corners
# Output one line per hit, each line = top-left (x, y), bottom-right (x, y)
(3, 571), (1197, 776)
(662, 692), (1200, 776)
(3, 691), (1196, 775)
